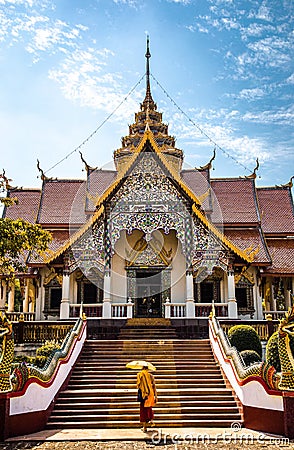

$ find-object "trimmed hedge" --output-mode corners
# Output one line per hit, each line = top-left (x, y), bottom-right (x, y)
(228, 324), (262, 357)
(240, 349), (262, 367)
(13, 340), (61, 369)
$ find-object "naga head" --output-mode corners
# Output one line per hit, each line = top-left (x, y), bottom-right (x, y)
(279, 305), (294, 336)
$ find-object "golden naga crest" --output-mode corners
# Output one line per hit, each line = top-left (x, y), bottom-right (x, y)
(279, 305), (294, 334)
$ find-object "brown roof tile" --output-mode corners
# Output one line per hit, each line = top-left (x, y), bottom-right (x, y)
(3, 189), (41, 223)
(37, 179), (87, 226)
(181, 169), (211, 211)
(257, 187), (294, 235)
(86, 169), (117, 212)
(264, 239), (294, 275)
(29, 230), (69, 264)
(210, 179), (259, 225)
(224, 228), (271, 264)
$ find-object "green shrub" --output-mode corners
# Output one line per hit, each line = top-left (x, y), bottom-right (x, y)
(13, 354), (34, 364)
(228, 324), (262, 357)
(33, 341), (61, 368)
(266, 331), (294, 372)
(240, 350), (262, 367)
(33, 355), (48, 368)
(35, 341), (61, 358)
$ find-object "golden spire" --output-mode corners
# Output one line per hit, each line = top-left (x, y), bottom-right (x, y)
(141, 35), (156, 112)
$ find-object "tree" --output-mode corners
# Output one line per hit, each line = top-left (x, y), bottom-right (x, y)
(0, 170), (52, 276)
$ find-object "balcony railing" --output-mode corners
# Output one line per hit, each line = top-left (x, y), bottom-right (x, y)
(13, 321), (75, 344)
(263, 310), (287, 320)
(170, 304), (186, 318)
(5, 312), (35, 322)
(70, 303), (103, 318)
(112, 304), (127, 318)
(195, 303), (228, 318)
(219, 319), (279, 341)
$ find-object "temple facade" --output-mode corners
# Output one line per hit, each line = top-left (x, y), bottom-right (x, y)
(1, 42), (294, 322)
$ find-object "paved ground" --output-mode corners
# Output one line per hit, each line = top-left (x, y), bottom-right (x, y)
(2, 427), (293, 449)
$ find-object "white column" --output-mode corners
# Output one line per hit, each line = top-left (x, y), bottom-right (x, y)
(23, 279), (30, 313)
(227, 270), (238, 318)
(8, 282), (15, 312)
(285, 279), (291, 310)
(60, 273), (70, 319)
(185, 271), (195, 318)
(270, 282), (276, 311)
(102, 270), (112, 318)
(0, 280), (7, 311)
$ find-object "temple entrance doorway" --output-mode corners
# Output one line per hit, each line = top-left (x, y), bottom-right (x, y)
(135, 270), (162, 318)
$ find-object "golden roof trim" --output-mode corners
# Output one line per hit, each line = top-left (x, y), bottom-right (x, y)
(44, 205), (105, 263)
(45, 129), (249, 264)
(191, 204), (251, 262)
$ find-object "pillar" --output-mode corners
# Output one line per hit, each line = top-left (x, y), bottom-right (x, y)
(0, 280), (7, 311)
(102, 270), (112, 318)
(227, 270), (238, 318)
(23, 279), (30, 313)
(7, 282), (15, 313)
(60, 273), (70, 319)
(185, 271), (195, 318)
(285, 280), (291, 310)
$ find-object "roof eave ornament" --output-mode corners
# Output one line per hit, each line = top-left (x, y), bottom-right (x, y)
(79, 151), (97, 172)
(276, 175), (293, 189)
(197, 147), (216, 171)
(245, 158), (259, 179)
(37, 159), (53, 182)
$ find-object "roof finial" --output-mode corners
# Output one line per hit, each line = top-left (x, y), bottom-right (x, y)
(146, 35), (151, 95)
(141, 35), (156, 112)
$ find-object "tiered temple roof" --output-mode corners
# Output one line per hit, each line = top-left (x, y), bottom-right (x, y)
(3, 40), (293, 275)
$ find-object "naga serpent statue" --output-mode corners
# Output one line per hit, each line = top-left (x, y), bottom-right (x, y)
(278, 305), (294, 391)
(0, 315), (14, 393)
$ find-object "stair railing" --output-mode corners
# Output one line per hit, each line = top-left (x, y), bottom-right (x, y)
(0, 316), (87, 440)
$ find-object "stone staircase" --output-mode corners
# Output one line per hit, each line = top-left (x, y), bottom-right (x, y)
(47, 326), (242, 429)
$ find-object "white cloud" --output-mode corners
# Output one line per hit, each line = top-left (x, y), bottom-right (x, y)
(112, 0), (140, 6)
(48, 46), (142, 123)
(286, 73), (294, 84)
(237, 88), (265, 100)
(243, 106), (294, 126)
(166, 0), (191, 3)
(248, 3), (273, 22)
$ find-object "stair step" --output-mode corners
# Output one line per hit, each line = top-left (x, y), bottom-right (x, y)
(47, 333), (241, 430)
(46, 419), (242, 429)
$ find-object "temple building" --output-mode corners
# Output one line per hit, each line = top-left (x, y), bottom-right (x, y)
(1, 41), (294, 322)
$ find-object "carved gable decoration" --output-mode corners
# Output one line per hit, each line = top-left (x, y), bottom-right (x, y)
(109, 151), (191, 257)
(106, 149), (232, 270)
(126, 234), (172, 267)
(69, 217), (105, 276)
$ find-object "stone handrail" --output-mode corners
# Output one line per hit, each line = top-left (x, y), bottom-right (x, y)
(219, 318), (278, 341)
(195, 303), (228, 318)
(13, 321), (75, 344)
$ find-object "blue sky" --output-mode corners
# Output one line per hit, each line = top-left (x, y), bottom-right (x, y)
(0, 0), (293, 189)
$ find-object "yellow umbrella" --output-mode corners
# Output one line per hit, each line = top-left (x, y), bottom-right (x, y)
(126, 360), (156, 371)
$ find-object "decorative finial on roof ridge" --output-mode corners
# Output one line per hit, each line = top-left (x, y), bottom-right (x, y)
(37, 159), (53, 181)
(275, 175), (293, 188)
(245, 158), (259, 179)
(79, 151), (97, 172)
(197, 147), (216, 171)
